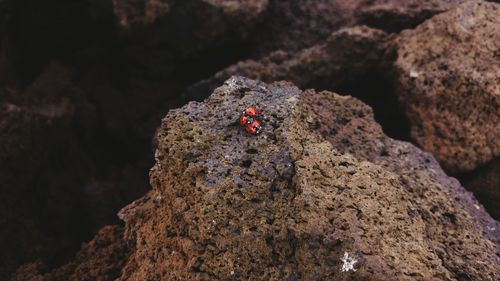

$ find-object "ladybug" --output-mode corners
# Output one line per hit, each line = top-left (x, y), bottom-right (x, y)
(243, 107), (260, 117)
(239, 114), (253, 126)
(240, 107), (264, 135)
(245, 119), (262, 135)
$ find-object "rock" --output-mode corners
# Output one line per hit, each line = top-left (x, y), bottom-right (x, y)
(247, 0), (474, 56)
(355, 0), (469, 32)
(0, 0), (114, 87)
(247, 0), (358, 56)
(10, 225), (130, 281)
(184, 25), (412, 141)
(117, 0), (268, 74)
(112, 0), (173, 27)
(82, 165), (149, 234)
(459, 158), (500, 220)
(185, 26), (388, 102)
(389, 0), (500, 173)
(115, 77), (499, 280)
(113, 0), (267, 33)
(0, 63), (97, 280)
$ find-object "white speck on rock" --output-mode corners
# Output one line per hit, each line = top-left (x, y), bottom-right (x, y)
(474, 204), (481, 210)
(230, 270), (235, 275)
(341, 252), (358, 272)
(409, 70), (419, 78)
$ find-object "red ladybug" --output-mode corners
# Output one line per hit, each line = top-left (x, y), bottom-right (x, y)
(240, 107), (263, 135)
(239, 114), (253, 126)
(245, 119), (262, 135)
(243, 107), (259, 117)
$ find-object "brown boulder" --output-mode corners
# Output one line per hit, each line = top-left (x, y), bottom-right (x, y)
(10, 225), (130, 281)
(185, 25), (388, 102)
(114, 77), (499, 280)
(389, 0), (500, 173)
(247, 0), (358, 56)
(113, 0), (267, 32)
(248, 0), (475, 56)
(0, 63), (96, 280)
(355, 0), (469, 32)
(459, 158), (500, 220)
(115, 0), (268, 69)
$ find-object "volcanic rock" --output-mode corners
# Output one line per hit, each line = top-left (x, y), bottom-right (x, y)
(355, 0), (469, 32)
(389, 0), (500, 173)
(114, 77), (499, 280)
(459, 158), (500, 220)
(113, 0), (267, 32)
(185, 26), (388, 102)
(247, 0), (358, 56)
(10, 225), (130, 281)
(0, 63), (97, 280)
(248, 0), (475, 57)
(116, 0), (268, 74)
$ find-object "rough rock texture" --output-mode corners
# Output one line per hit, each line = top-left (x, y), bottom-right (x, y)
(0, 63), (95, 280)
(2, 0), (500, 279)
(115, 77), (499, 280)
(186, 26), (388, 102)
(355, 0), (469, 32)
(10, 225), (130, 281)
(389, 0), (500, 173)
(185, 25), (411, 140)
(0, 1), (269, 278)
(459, 158), (500, 220)
(112, 0), (173, 27)
(116, 0), (268, 75)
(113, 0), (267, 32)
(247, 0), (474, 57)
(247, 0), (358, 56)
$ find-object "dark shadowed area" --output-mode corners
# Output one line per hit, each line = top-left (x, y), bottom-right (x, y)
(0, 0), (498, 280)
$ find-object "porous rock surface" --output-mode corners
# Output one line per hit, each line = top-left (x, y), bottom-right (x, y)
(185, 26), (388, 102)
(10, 225), (130, 281)
(459, 158), (500, 220)
(354, 0), (469, 32)
(114, 77), (499, 280)
(0, 63), (96, 280)
(247, 0), (472, 56)
(247, 0), (358, 56)
(114, 0), (268, 65)
(389, 0), (500, 173)
(113, 0), (267, 31)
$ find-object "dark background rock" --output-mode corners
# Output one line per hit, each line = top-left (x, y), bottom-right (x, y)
(10, 225), (130, 281)
(459, 158), (500, 220)
(0, 0), (498, 279)
(0, 0), (267, 278)
(354, 0), (469, 32)
(183, 25), (416, 142)
(389, 0), (500, 174)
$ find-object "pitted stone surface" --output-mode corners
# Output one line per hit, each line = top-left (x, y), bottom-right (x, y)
(355, 0), (469, 32)
(390, 0), (500, 173)
(115, 77), (499, 280)
(185, 26), (388, 102)
(10, 226), (129, 281)
(302, 90), (500, 279)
